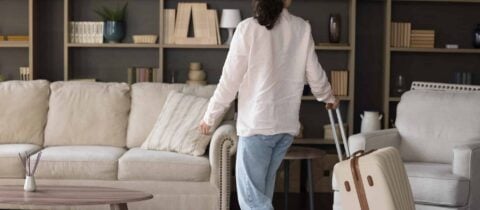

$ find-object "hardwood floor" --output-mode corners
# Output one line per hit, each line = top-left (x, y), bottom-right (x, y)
(231, 192), (333, 210)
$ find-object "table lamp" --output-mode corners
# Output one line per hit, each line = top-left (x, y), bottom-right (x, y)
(220, 9), (241, 45)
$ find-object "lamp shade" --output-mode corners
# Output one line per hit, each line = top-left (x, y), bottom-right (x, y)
(220, 9), (241, 29)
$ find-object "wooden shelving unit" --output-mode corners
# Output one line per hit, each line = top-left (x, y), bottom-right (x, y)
(67, 43), (160, 48)
(382, 0), (480, 128)
(0, 0), (36, 80)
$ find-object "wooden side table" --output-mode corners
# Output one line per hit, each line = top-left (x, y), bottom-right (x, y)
(283, 146), (326, 210)
(0, 185), (153, 210)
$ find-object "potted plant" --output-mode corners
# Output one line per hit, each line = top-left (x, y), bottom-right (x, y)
(95, 3), (128, 43)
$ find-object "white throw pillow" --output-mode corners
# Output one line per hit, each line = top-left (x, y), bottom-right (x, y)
(141, 91), (219, 156)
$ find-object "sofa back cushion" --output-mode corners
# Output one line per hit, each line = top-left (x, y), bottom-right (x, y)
(396, 90), (480, 163)
(127, 83), (235, 148)
(44, 82), (130, 147)
(0, 80), (50, 145)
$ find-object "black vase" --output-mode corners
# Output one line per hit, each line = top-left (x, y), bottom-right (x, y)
(329, 14), (341, 43)
(474, 24), (480, 48)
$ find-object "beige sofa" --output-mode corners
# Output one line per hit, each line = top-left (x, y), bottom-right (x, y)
(0, 80), (238, 210)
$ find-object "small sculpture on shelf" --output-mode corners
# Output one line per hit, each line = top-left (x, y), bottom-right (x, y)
(328, 14), (341, 43)
(474, 24), (480, 48)
(186, 62), (207, 86)
(95, 3), (128, 43)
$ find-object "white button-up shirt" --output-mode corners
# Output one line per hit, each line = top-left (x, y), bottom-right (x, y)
(203, 9), (335, 137)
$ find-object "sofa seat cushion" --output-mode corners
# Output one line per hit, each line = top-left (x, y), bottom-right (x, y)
(35, 146), (126, 180)
(0, 144), (42, 178)
(118, 148), (210, 181)
(0, 80), (50, 145)
(405, 162), (470, 207)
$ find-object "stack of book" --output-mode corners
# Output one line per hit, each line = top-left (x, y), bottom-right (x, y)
(128, 67), (162, 84)
(69, 22), (104, 44)
(331, 70), (349, 96)
(410, 30), (435, 48)
(19, 67), (32, 80)
(164, 3), (221, 45)
(390, 22), (411, 48)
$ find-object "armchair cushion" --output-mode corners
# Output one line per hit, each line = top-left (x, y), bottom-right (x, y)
(396, 90), (480, 163)
(453, 142), (480, 209)
(405, 162), (469, 207)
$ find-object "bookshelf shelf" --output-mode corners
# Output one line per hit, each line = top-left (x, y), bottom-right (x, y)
(162, 44), (229, 49)
(0, 41), (30, 48)
(389, 97), (401, 102)
(393, 0), (480, 3)
(302, 95), (351, 101)
(391, 47), (480, 54)
(315, 43), (352, 51)
(67, 43), (160, 48)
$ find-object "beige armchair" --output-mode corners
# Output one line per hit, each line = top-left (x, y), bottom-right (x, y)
(334, 82), (480, 210)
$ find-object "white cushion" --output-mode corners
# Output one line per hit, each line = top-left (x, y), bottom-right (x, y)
(44, 82), (130, 147)
(126, 83), (235, 148)
(405, 162), (469, 207)
(0, 80), (49, 145)
(397, 90), (480, 163)
(34, 146), (126, 180)
(118, 148), (210, 181)
(141, 91), (218, 156)
(0, 144), (42, 178)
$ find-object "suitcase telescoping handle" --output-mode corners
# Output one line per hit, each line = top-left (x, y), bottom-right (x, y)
(327, 108), (350, 161)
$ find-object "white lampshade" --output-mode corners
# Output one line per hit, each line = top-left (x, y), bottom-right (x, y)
(220, 9), (241, 29)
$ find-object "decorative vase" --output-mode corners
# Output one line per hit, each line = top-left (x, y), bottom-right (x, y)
(329, 14), (341, 43)
(474, 24), (480, 48)
(24, 176), (36, 192)
(360, 111), (383, 133)
(104, 21), (125, 43)
(394, 75), (406, 96)
(188, 70), (206, 81)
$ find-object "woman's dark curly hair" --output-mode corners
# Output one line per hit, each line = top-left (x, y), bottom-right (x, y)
(253, 0), (284, 30)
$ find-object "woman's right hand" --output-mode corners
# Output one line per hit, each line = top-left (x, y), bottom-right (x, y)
(325, 97), (340, 110)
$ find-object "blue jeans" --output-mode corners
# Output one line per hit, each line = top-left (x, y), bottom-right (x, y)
(236, 134), (294, 210)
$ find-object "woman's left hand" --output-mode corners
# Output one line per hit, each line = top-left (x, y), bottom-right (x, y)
(199, 120), (211, 135)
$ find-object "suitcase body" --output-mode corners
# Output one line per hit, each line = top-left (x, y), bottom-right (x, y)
(333, 147), (415, 210)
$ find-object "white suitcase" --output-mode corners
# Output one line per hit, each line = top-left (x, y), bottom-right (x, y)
(333, 147), (415, 210)
(327, 108), (415, 210)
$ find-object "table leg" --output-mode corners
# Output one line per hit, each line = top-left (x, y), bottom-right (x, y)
(284, 160), (290, 210)
(307, 159), (314, 210)
(110, 203), (128, 210)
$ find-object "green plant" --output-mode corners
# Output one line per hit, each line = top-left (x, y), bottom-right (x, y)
(95, 2), (128, 22)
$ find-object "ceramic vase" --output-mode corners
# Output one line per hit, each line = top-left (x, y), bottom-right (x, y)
(329, 14), (341, 43)
(361, 111), (383, 133)
(474, 24), (480, 48)
(24, 176), (36, 192)
(188, 70), (206, 81)
(104, 21), (125, 43)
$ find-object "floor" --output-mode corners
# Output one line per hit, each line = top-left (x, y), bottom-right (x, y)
(231, 192), (333, 210)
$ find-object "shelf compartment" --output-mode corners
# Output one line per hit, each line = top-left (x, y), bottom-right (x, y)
(293, 138), (343, 145)
(302, 95), (351, 101)
(68, 43), (160, 48)
(391, 48), (480, 54)
(315, 43), (352, 51)
(0, 41), (30, 48)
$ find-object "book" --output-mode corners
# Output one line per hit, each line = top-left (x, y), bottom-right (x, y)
(331, 70), (348, 96)
(128, 67), (162, 84)
(19, 67), (31, 81)
(7, 35), (29, 41)
(164, 9), (176, 44)
(69, 22), (103, 44)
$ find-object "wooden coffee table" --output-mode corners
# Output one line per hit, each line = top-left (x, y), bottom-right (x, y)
(0, 185), (153, 210)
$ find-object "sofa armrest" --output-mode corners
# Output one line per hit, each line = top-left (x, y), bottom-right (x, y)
(209, 120), (238, 210)
(453, 142), (480, 209)
(349, 129), (401, 154)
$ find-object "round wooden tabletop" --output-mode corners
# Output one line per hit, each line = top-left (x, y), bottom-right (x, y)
(284, 146), (326, 160)
(0, 185), (153, 206)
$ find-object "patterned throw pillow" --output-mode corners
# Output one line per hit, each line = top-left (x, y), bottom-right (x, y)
(141, 91), (219, 156)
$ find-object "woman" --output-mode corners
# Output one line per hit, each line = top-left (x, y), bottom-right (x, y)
(200, 0), (339, 209)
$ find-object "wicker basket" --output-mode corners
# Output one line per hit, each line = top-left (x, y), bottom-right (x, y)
(132, 35), (158, 44)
